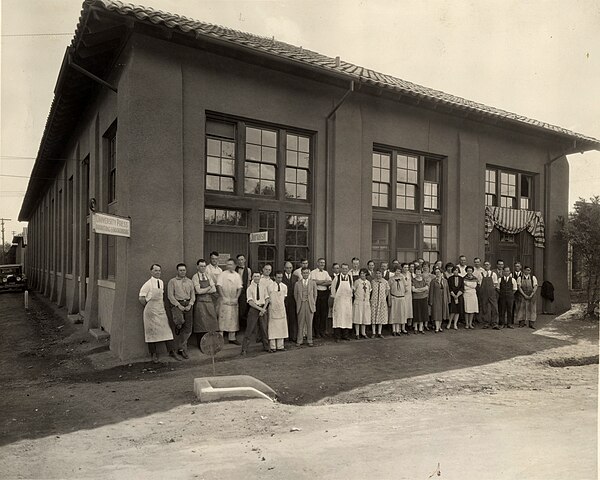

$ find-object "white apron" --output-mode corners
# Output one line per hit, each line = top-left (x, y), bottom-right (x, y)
(140, 278), (173, 343)
(333, 275), (353, 329)
(268, 283), (289, 339)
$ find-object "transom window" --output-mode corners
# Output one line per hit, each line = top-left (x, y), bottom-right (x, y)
(204, 208), (248, 227)
(485, 167), (533, 210)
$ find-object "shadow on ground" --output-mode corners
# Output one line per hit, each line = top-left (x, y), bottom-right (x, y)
(0, 291), (596, 446)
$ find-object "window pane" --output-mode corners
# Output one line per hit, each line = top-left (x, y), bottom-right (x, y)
(262, 130), (277, 147)
(207, 156), (220, 174)
(298, 153), (309, 168)
(424, 158), (439, 182)
(221, 177), (234, 192)
(245, 178), (260, 194)
(261, 164), (276, 180)
(222, 159), (235, 176)
(245, 162), (259, 178)
(207, 138), (221, 156)
(287, 150), (298, 167)
(297, 184), (307, 199)
(246, 127), (261, 144)
(298, 136), (310, 153)
(246, 144), (261, 161)
(287, 134), (298, 150)
(206, 175), (220, 190)
(262, 146), (277, 164)
(521, 175), (531, 197)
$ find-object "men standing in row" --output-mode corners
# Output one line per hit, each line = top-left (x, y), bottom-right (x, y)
(295, 267), (317, 347)
(167, 263), (196, 359)
(310, 258), (332, 338)
(282, 261), (298, 343)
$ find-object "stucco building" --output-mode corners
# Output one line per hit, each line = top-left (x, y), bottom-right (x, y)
(19, 0), (600, 359)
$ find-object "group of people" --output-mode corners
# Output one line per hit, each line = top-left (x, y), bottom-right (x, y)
(138, 252), (540, 363)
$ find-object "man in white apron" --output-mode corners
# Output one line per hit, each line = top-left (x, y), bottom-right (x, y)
(138, 264), (178, 363)
(332, 263), (353, 341)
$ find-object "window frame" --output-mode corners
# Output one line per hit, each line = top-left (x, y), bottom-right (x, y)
(485, 166), (534, 210)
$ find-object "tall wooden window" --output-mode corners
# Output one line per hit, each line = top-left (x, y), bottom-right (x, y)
(106, 128), (117, 203)
(67, 176), (73, 273)
(245, 127), (277, 196)
(285, 215), (310, 269)
(372, 152), (391, 208)
(257, 211), (277, 270)
(500, 172), (517, 208)
(396, 154), (418, 210)
(285, 134), (310, 200)
(423, 224), (439, 263)
(485, 169), (497, 206)
(424, 158), (440, 212)
(371, 221), (390, 263)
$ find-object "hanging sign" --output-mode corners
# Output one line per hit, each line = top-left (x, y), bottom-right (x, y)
(249, 231), (269, 243)
(91, 212), (131, 238)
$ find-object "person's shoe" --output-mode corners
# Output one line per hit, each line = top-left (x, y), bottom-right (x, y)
(269, 349), (276, 353)
(360, 334), (368, 339)
(507, 324), (514, 329)
(240, 350), (247, 356)
(482, 325), (489, 329)
(355, 335), (360, 340)
(308, 343), (314, 347)
(229, 339), (242, 346)
(169, 351), (183, 361)
(377, 334), (384, 338)
(151, 353), (159, 364)
(493, 325), (500, 330)
(453, 326), (458, 330)
(420, 330), (425, 335)
(178, 349), (189, 359)
(529, 323), (536, 329)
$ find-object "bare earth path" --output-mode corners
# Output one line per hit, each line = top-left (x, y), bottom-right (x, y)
(0, 292), (597, 479)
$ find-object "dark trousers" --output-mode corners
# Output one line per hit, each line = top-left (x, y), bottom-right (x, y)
(314, 290), (329, 336)
(242, 307), (269, 352)
(285, 297), (298, 343)
(334, 327), (351, 339)
(498, 294), (514, 326)
(147, 340), (175, 354)
(169, 306), (193, 351)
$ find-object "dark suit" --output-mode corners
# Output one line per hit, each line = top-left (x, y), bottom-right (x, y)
(282, 272), (298, 342)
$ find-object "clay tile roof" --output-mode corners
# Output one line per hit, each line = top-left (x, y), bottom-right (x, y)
(79, 0), (598, 146)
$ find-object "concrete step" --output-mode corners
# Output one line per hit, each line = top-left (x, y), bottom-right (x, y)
(89, 328), (110, 341)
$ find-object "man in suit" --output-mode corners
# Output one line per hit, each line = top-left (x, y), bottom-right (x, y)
(282, 261), (298, 343)
(294, 267), (318, 347)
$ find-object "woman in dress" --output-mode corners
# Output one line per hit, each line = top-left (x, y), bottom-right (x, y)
(462, 266), (479, 329)
(138, 264), (175, 363)
(267, 272), (289, 352)
(411, 266), (429, 334)
(516, 266), (538, 329)
(388, 266), (407, 335)
(447, 265), (464, 330)
(429, 267), (450, 333)
(353, 268), (372, 339)
(401, 263), (414, 329)
(370, 269), (389, 337)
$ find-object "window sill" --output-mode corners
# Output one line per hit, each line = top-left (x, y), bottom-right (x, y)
(98, 279), (116, 290)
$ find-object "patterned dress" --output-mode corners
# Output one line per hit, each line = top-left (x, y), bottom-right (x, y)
(370, 278), (390, 325)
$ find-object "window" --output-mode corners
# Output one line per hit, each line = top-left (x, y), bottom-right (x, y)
(423, 224), (439, 263)
(285, 215), (309, 269)
(485, 169), (496, 206)
(424, 158), (440, 212)
(396, 223), (418, 263)
(500, 172), (516, 208)
(105, 127), (117, 204)
(396, 154), (418, 210)
(285, 134), (310, 200)
(257, 212), (277, 271)
(204, 208), (248, 227)
(486, 167), (533, 210)
(57, 189), (62, 273)
(245, 126), (277, 196)
(372, 152), (391, 207)
(500, 233), (515, 243)
(520, 176), (532, 209)
(371, 221), (390, 263)
(206, 137), (235, 192)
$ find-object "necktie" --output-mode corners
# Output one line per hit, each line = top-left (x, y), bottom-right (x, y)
(278, 283), (281, 292)
(157, 279), (160, 289)
(256, 284), (260, 301)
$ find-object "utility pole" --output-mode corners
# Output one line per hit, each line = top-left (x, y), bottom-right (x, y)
(0, 218), (11, 263)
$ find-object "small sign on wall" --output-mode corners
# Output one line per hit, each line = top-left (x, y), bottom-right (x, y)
(217, 253), (231, 266)
(91, 212), (131, 237)
(249, 231), (269, 243)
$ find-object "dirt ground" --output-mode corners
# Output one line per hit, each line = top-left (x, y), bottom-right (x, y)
(0, 291), (597, 479)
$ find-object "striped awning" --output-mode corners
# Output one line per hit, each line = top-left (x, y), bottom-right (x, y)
(485, 206), (545, 248)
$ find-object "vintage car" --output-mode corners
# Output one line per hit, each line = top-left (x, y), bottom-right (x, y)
(0, 264), (27, 292)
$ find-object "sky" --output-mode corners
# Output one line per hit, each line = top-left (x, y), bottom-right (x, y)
(1, 0), (599, 243)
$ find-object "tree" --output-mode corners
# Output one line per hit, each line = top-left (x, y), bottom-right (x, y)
(560, 196), (600, 317)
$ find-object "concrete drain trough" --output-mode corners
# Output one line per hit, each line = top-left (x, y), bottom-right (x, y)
(194, 375), (276, 403)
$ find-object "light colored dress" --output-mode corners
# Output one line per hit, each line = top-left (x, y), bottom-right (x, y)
(268, 282), (289, 339)
(332, 274), (354, 329)
(463, 277), (479, 314)
(352, 278), (372, 325)
(388, 276), (407, 325)
(370, 278), (389, 325)
(139, 278), (174, 343)
(217, 270), (243, 332)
